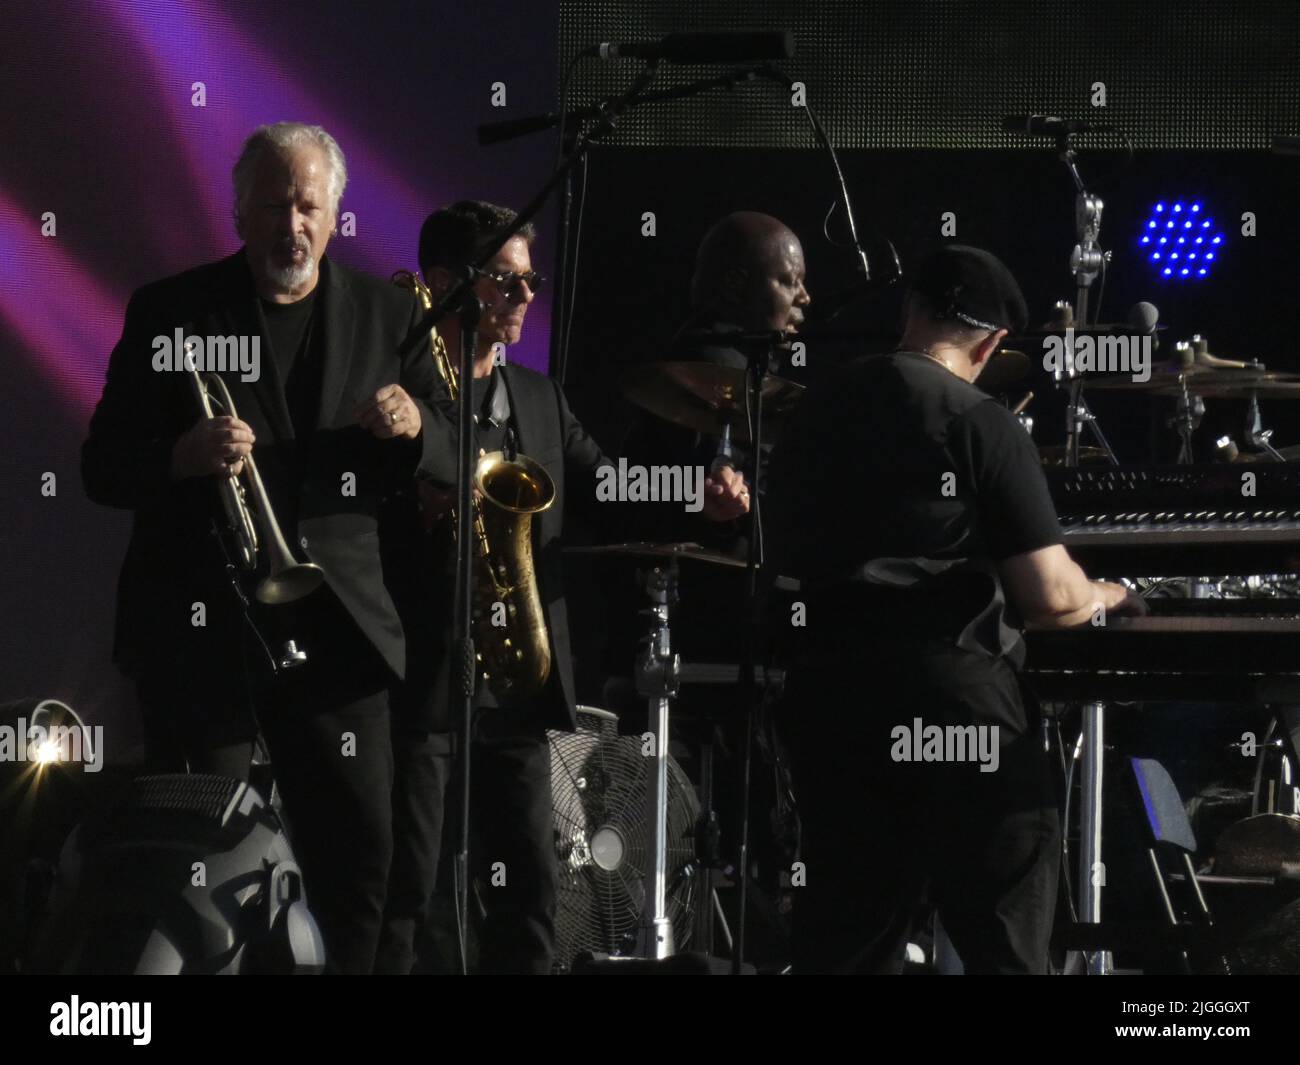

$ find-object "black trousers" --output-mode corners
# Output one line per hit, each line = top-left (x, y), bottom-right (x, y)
(778, 643), (1060, 974)
(377, 710), (558, 975)
(134, 593), (397, 975)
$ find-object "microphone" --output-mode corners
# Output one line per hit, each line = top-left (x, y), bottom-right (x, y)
(587, 31), (795, 63)
(1001, 114), (1114, 136)
(711, 423), (735, 475)
(1127, 300), (1159, 335)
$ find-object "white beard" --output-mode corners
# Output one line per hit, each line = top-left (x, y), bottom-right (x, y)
(262, 252), (317, 292)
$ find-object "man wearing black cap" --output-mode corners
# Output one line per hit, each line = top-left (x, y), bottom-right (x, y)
(766, 245), (1139, 974)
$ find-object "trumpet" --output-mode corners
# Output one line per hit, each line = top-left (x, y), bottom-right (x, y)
(392, 270), (556, 698)
(183, 347), (325, 618)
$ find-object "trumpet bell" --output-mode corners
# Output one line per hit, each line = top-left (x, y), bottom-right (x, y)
(255, 561), (326, 606)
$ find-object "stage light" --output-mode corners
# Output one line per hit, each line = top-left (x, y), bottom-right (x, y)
(1139, 200), (1227, 281)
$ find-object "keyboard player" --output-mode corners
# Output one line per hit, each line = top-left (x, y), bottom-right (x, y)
(767, 244), (1146, 974)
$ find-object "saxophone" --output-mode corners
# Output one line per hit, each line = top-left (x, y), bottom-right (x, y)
(393, 270), (556, 698)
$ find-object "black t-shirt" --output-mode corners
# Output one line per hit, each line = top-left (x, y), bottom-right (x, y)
(259, 290), (320, 439)
(766, 351), (1062, 659)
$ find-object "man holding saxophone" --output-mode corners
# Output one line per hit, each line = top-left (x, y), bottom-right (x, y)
(82, 122), (456, 974)
(377, 200), (750, 973)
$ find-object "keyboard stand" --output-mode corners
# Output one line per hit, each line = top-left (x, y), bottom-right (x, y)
(1078, 701), (1112, 975)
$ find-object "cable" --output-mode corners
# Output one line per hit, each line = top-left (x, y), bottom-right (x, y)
(560, 152), (590, 380)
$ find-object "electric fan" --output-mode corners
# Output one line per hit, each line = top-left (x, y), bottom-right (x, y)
(549, 706), (700, 971)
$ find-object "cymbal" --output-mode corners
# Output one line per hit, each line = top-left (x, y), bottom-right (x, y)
(1083, 363), (1300, 396)
(1152, 376), (1300, 399)
(1037, 445), (1111, 466)
(976, 349), (1030, 394)
(1232, 444), (1300, 463)
(622, 362), (804, 444)
(564, 541), (746, 569)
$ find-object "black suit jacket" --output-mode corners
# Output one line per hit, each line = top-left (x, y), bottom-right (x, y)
(82, 251), (457, 692)
(389, 361), (612, 734)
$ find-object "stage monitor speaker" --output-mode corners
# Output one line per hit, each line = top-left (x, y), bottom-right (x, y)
(27, 773), (324, 974)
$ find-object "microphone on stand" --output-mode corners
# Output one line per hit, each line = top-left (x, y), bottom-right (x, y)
(1001, 114), (1115, 136)
(586, 31), (795, 63)
(1127, 300), (1160, 335)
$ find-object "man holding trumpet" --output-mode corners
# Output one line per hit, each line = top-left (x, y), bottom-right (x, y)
(82, 122), (455, 973)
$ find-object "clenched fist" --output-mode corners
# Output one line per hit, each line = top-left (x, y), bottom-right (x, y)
(702, 463), (751, 523)
(356, 384), (422, 440)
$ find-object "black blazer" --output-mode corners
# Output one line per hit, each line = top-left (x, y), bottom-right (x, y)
(82, 251), (457, 687)
(390, 361), (612, 733)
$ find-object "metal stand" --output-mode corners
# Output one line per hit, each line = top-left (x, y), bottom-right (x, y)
(451, 286), (482, 975)
(1169, 373), (1205, 465)
(633, 563), (681, 959)
(1078, 701), (1112, 975)
(732, 335), (776, 974)
(1053, 133), (1119, 468)
(1245, 389), (1287, 461)
(1060, 133), (1105, 329)
(1062, 375), (1120, 467)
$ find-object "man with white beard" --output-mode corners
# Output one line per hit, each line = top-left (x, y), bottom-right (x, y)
(82, 122), (456, 973)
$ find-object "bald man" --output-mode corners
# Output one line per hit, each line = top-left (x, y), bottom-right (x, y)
(619, 211), (810, 510)
(679, 210), (812, 368)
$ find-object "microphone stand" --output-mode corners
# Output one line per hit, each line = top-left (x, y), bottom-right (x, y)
(450, 279), (481, 975)
(1053, 130), (1112, 467)
(731, 333), (775, 974)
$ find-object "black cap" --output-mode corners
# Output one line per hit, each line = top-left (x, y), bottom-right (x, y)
(910, 244), (1028, 336)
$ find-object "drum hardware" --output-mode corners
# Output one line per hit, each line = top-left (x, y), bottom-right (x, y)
(565, 541), (793, 959)
(1082, 365), (1300, 396)
(1168, 372), (1206, 465)
(1039, 321), (1120, 466)
(633, 562), (682, 960)
(1245, 389), (1288, 462)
